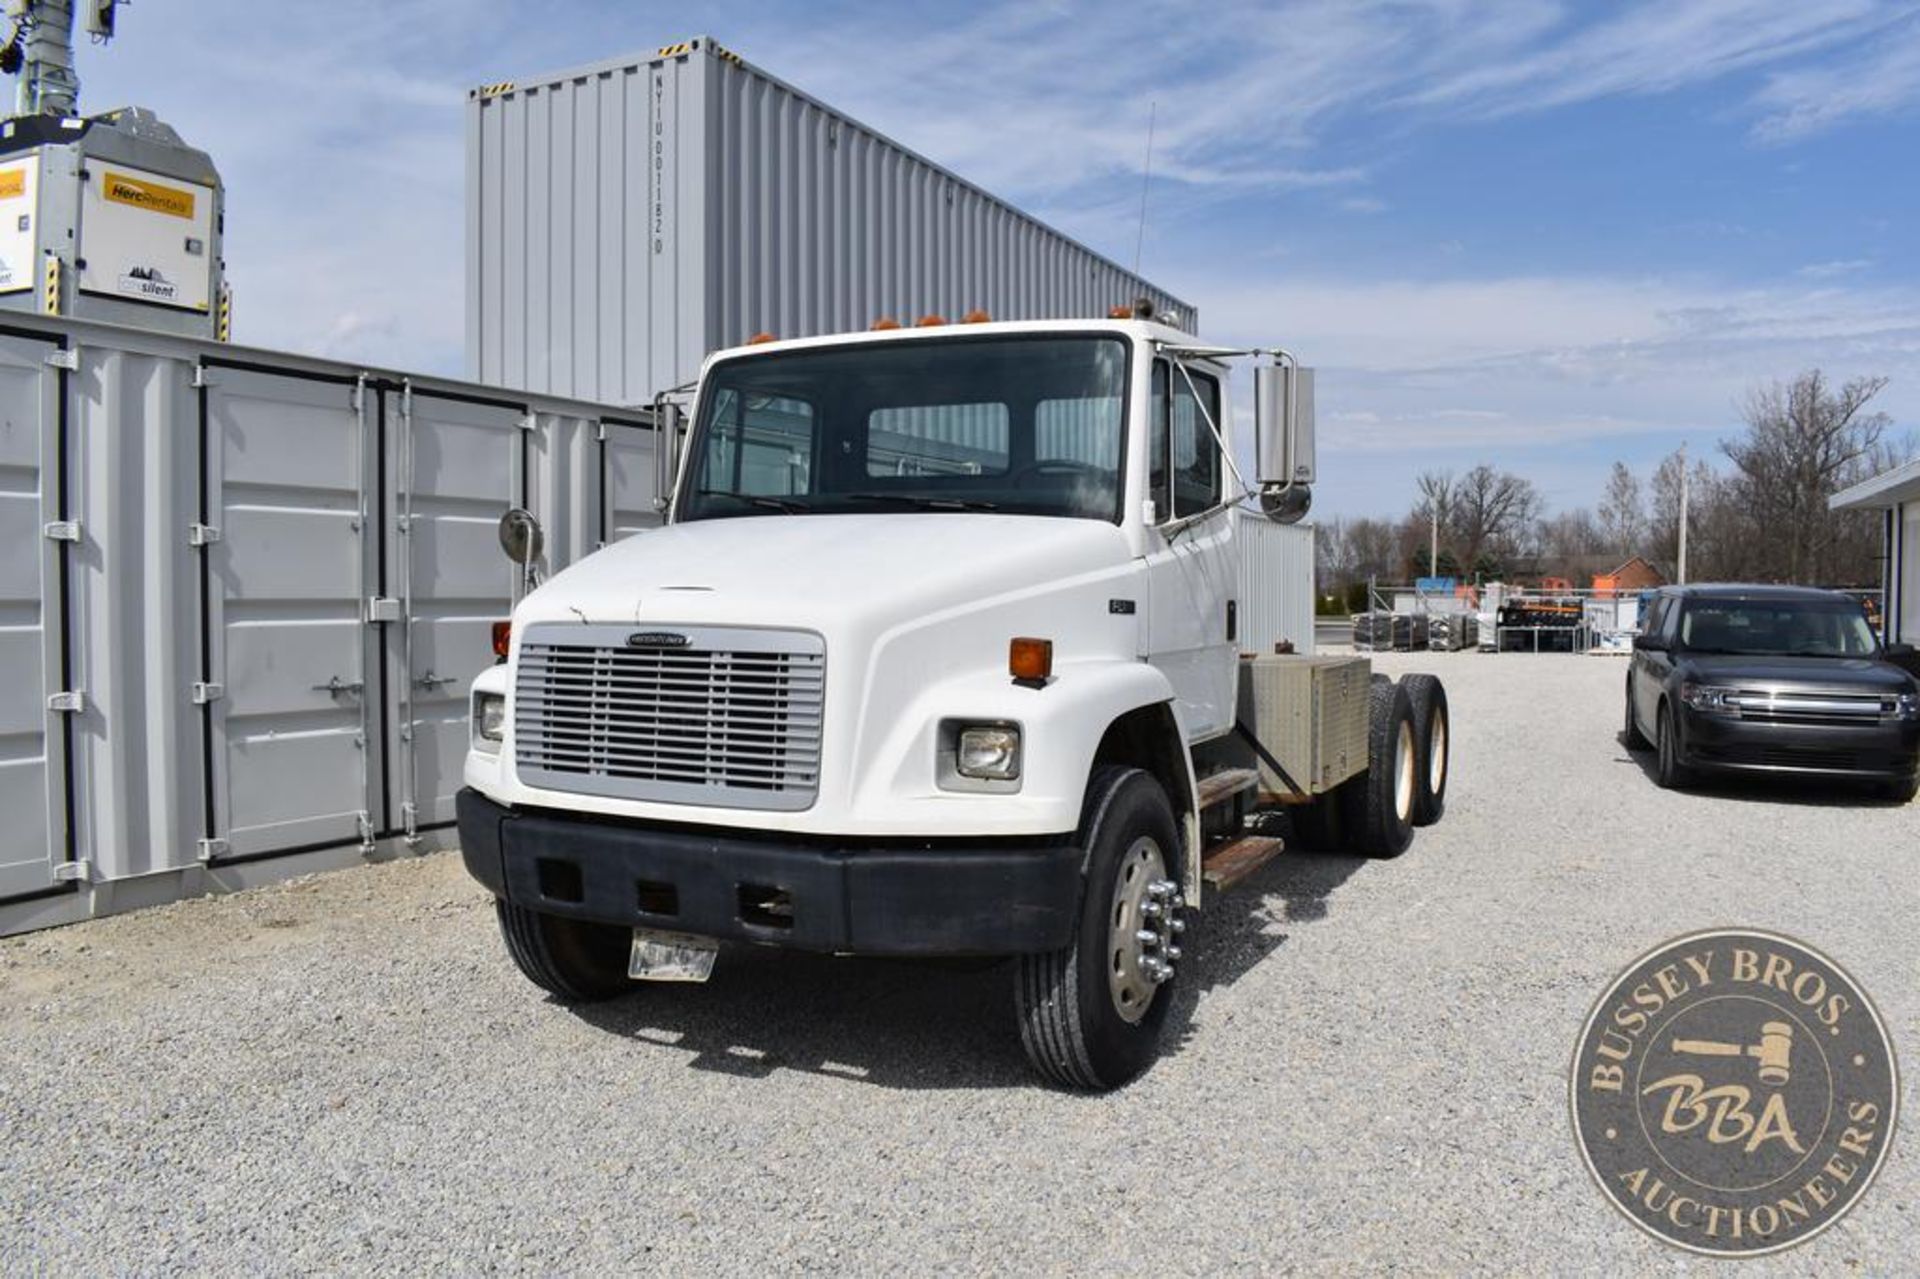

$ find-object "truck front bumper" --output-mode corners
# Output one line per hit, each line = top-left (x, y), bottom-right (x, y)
(456, 788), (1083, 956)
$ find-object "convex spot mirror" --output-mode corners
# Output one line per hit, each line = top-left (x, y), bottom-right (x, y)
(498, 508), (544, 567)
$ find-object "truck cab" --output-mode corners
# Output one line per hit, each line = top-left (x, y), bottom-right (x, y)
(457, 315), (1434, 1088)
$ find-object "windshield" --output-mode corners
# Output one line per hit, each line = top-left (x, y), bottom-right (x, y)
(678, 335), (1129, 523)
(1676, 597), (1881, 658)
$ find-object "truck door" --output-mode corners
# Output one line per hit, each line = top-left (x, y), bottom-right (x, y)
(1143, 359), (1237, 740)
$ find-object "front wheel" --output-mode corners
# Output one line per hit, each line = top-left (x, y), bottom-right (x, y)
(495, 899), (635, 1002)
(1016, 767), (1184, 1090)
(1878, 775), (1918, 805)
(1655, 703), (1692, 791)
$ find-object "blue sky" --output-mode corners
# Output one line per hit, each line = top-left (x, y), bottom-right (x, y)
(68, 0), (1920, 518)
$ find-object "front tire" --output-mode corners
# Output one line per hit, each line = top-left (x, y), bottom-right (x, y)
(1878, 775), (1918, 805)
(495, 899), (635, 1002)
(1655, 702), (1692, 791)
(1016, 767), (1183, 1090)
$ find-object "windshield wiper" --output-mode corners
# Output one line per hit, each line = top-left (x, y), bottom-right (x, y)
(695, 488), (811, 513)
(844, 492), (1000, 512)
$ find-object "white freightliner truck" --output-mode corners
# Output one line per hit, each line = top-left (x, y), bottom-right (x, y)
(457, 313), (1451, 1089)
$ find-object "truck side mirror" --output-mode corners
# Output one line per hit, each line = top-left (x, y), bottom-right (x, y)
(498, 507), (544, 594)
(1254, 362), (1314, 523)
(1633, 633), (1663, 653)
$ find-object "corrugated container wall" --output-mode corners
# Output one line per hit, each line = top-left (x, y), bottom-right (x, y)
(1236, 513), (1317, 657)
(467, 37), (1196, 404)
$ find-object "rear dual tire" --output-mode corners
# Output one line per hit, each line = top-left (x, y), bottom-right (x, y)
(1340, 679), (1418, 858)
(1401, 674), (1449, 826)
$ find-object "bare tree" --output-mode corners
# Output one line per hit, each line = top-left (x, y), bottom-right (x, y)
(1540, 507), (1604, 565)
(1597, 461), (1644, 558)
(1448, 463), (1542, 571)
(1721, 370), (1891, 582)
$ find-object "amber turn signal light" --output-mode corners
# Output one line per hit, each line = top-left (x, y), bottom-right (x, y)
(961, 308), (991, 324)
(746, 331), (777, 344)
(491, 620), (512, 658)
(1009, 637), (1052, 684)
(870, 316), (902, 330)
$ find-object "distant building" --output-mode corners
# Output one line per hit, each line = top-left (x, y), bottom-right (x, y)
(1593, 556), (1665, 597)
(1830, 461), (1919, 645)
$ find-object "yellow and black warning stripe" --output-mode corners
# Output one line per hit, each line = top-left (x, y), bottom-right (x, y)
(474, 80), (516, 100)
(216, 285), (232, 342)
(657, 41), (693, 59)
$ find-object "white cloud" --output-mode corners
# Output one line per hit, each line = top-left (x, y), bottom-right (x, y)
(1797, 259), (1875, 279)
(1339, 196), (1389, 215)
(1750, 14), (1920, 140)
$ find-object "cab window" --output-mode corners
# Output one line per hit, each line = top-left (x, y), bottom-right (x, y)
(1150, 360), (1223, 520)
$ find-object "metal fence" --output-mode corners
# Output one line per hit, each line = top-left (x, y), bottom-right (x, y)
(0, 313), (659, 935)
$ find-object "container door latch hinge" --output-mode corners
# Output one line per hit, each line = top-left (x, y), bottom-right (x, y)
(44, 348), (78, 371)
(188, 523), (221, 546)
(53, 859), (92, 883)
(42, 520), (80, 542)
(191, 682), (224, 704)
(356, 811), (376, 856)
(400, 802), (423, 850)
(191, 366), (216, 389)
(366, 597), (402, 624)
(47, 690), (84, 713)
(196, 837), (229, 863)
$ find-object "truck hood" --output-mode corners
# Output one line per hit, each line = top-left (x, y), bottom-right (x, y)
(519, 513), (1136, 631)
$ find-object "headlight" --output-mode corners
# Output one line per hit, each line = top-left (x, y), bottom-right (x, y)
(473, 692), (506, 749)
(956, 724), (1021, 780)
(1679, 683), (1739, 715)
(1895, 693), (1920, 721)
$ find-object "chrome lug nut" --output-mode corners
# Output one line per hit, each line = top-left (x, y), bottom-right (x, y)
(1166, 945), (1182, 961)
(1141, 901), (1161, 919)
(1135, 929), (1160, 948)
(1169, 918), (1186, 935)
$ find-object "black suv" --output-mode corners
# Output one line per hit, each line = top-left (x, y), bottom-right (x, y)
(1625, 585), (1920, 801)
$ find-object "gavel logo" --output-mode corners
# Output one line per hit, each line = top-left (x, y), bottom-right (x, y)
(1670, 1021), (1794, 1086)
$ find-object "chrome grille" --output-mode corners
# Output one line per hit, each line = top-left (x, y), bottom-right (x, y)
(1731, 691), (1893, 725)
(514, 624), (824, 810)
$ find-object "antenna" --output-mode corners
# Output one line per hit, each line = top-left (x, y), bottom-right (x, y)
(1131, 99), (1156, 277)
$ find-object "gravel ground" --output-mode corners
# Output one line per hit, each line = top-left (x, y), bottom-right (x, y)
(2, 652), (1915, 1274)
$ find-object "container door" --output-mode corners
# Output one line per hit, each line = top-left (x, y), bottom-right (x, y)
(0, 333), (68, 897)
(387, 387), (524, 837)
(599, 416), (661, 544)
(202, 367), (377, 857)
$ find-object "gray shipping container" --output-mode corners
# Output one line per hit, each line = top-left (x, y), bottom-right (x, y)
(0, 311), (659, 938)
(467, 36), (1196, 404)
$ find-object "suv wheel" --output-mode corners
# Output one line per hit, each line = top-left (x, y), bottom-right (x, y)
(1655, 702), (1692, 790)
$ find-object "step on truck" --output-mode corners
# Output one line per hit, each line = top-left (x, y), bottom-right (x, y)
(456, 310), (1451, 1089)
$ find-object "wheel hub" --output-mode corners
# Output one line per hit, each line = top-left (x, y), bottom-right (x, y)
(1108, 837), (1185, 1024)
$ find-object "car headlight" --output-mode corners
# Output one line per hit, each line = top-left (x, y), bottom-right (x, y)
(1895, 692), (1920, 721)
(1679, 683), (1739, 715)
(956, 724), (1021, 780)
(473, 691), (506, 750)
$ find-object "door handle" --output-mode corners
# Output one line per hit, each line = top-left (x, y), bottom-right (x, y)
(413, 671), (458, 691)
(313, 675), (364, 697)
